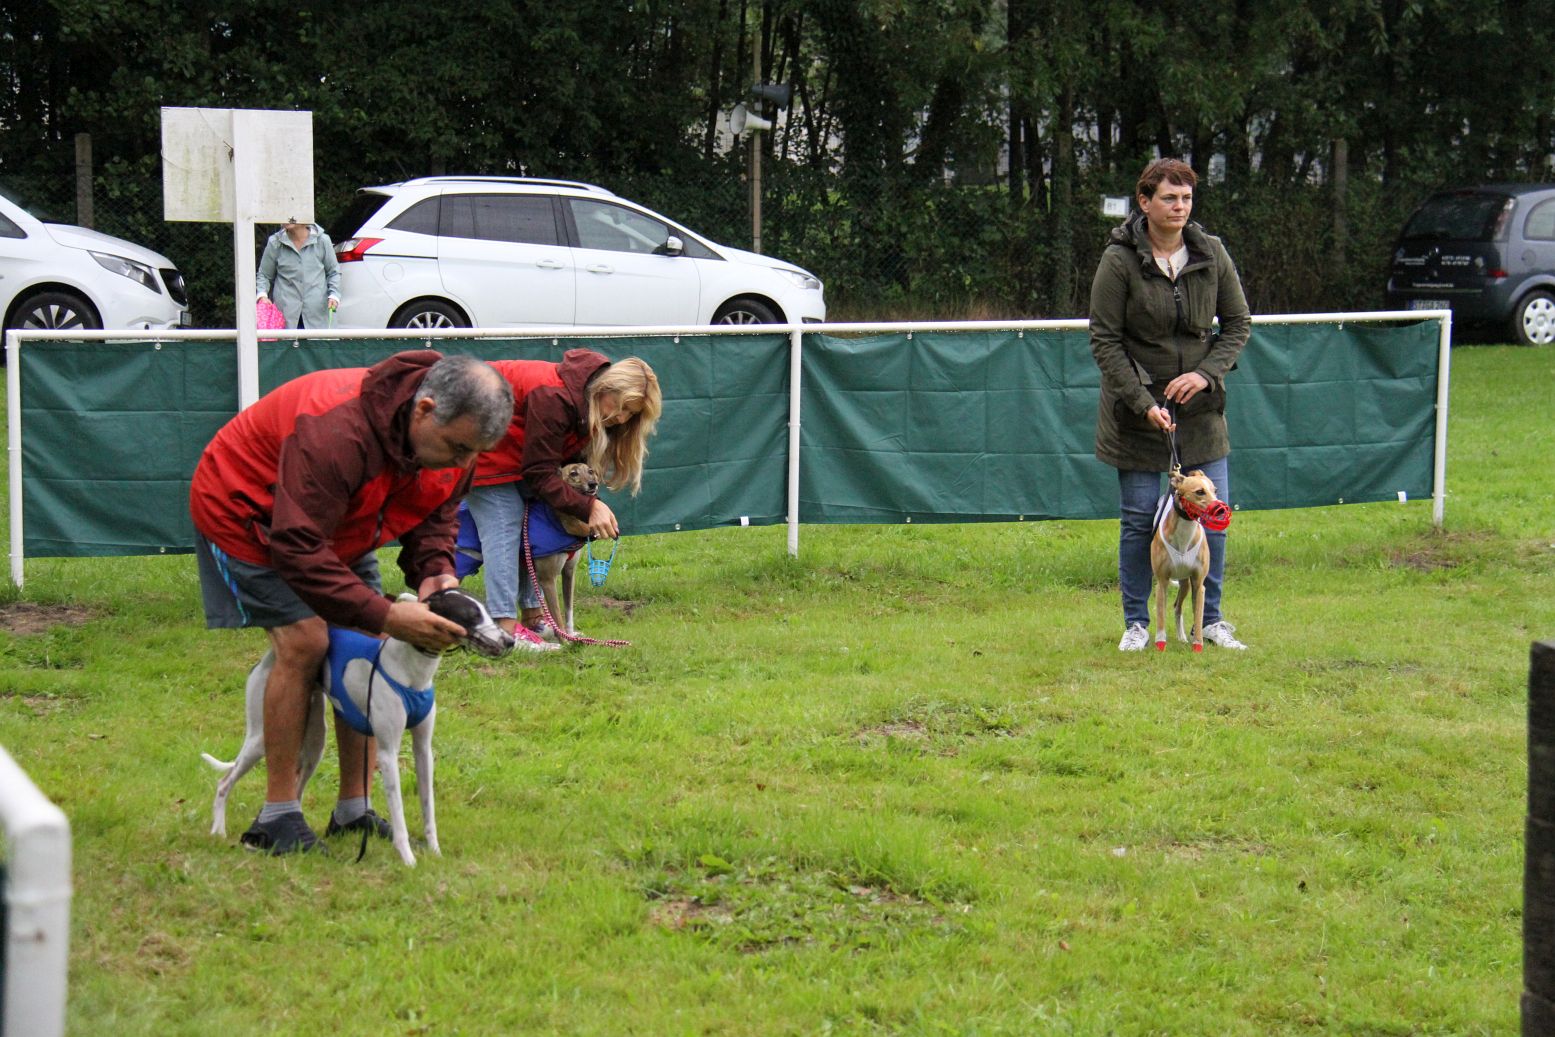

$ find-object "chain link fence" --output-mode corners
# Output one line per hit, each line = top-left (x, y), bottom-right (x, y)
(9, 145), (1405, 328)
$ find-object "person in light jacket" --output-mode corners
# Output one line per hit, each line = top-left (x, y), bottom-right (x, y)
(257, 219), (341, 329)
(1089, 158), (1252, 652)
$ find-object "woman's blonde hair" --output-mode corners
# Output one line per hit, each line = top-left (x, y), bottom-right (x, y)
(584, 357), (662, 495)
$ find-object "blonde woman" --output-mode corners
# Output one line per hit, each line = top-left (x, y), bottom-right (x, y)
(465, 350), (661, 643)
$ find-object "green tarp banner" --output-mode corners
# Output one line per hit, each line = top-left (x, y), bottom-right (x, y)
(14, 322), (1439, 558)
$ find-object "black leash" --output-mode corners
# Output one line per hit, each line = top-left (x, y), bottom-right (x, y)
(355, 641), (385, 863)
(1164, 400), (1183, 476)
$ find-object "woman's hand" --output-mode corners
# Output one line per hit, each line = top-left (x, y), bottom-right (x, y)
(1146, 405), (1176, 433)
(587, 498), (619, 540)
(1163, 371), (1209, 405)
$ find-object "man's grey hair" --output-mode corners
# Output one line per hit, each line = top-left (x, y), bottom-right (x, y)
(415, 355), (513, 445)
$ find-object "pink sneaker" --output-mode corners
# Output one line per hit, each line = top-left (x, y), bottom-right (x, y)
(511, 623), (560, 653)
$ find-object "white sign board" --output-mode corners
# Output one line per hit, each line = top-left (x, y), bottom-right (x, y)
(1101, 195), (1129, 218)
(160, 107), (317, 409)
(160, 107), (314, 224)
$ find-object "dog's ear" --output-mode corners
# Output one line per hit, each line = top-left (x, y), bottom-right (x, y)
(1186, 469), (1205, 479)
(1168, 470), (1184, 491)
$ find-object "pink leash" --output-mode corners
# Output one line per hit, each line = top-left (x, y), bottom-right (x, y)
(521, 503), (630, 648)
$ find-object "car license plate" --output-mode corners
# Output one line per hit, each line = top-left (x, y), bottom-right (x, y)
(1408, 299), (1449, 311)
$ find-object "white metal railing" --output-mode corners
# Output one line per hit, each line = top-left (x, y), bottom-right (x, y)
(5, 310), (1450, 584)
(0, 744), (71, 1037)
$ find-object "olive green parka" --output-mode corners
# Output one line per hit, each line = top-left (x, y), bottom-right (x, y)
(1088, 215), (1250, 471)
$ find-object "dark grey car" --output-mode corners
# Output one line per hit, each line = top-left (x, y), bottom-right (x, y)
(1385, 183), (1555, 345)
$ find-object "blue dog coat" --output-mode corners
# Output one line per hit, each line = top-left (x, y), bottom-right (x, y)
(454, 499), (584, 579)
(325, 627), (434, 736)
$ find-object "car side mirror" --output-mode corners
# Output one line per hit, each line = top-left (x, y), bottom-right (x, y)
(656, 235), (684, 257)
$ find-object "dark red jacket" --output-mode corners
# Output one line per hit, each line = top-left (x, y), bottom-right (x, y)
(474, 349), (610, 522)
(189, 351), (471, 632)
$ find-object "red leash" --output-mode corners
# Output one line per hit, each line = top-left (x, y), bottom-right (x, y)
(521, 503), (630, 648)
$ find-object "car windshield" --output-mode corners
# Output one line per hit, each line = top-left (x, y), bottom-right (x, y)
(1400, 192), (1511, 242)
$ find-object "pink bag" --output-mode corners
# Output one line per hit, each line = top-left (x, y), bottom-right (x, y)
(256, 298), (286, 341)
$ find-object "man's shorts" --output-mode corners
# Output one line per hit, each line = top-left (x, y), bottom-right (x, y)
(195, 533), (381, 629)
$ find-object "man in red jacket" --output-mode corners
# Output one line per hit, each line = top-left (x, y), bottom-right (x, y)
(191, 351), (513, 855)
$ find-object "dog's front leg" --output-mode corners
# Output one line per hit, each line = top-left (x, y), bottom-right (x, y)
(536, 555), (564, 639)
(411, 707), (439, 858)
(561, 551), (579, 637)
(375, 736), (417, 866)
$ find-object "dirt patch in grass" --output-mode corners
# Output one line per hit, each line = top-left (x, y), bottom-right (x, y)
(647, 896), (735, 930)
(0, 602), (98, 636)
(1159, 837), (1273, 862)
(858, 720), (927, 742)
(593, 596), (641, 616)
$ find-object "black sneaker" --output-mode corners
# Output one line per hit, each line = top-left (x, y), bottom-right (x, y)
(325, 808), (392, 839)
(240, 810), (326, 856)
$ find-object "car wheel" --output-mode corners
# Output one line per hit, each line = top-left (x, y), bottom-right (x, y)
(712, 298), (780, 325)
(1513, 290), (1555, 346)
(14, 290), (101, 331)
(391, 300), (468, 330)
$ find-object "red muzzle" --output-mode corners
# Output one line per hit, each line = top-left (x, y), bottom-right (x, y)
(1181, 497), (1232, 531)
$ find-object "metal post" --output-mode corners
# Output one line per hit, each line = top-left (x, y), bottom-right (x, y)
(230, 113), (261, 409)
(750, 26), (762, 255)
(7, 331), (24, 588)
(1526, 640), (1555, 1034)
(786, 324), (802, 558)
(1431, 310), (1452, 528)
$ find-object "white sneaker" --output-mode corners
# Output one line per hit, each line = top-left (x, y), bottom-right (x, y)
(1201, 621), (1248, 650)
(1118, 623), (1150, 651)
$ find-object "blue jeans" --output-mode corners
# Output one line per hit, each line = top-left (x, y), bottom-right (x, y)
(1117, 455), (1229, 629)
(463, 482), (541, 621)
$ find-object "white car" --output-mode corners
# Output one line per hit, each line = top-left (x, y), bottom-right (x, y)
(330, 177), (825, 329)
(0, 186), (190, 334)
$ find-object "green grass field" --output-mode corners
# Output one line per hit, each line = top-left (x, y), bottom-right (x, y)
(1, 345), (1551, 1035)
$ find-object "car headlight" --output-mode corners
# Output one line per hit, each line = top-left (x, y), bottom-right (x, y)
(91, 252), (161, 294)
(782, 269), (822, 291)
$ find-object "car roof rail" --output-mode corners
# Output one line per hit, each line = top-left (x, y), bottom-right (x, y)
(399, 175), (615, 196)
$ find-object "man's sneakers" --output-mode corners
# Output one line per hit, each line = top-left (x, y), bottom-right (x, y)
(240, 810), (325, 856)
(325, 808), (392, 839)
(1201, 621), (1249, 650)
(1118, 623), (1150, 651)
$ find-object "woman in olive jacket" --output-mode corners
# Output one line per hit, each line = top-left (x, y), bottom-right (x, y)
(1089, 158), (1251, 652)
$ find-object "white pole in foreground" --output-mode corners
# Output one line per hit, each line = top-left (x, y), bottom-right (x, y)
(0, 744), (71, 1037)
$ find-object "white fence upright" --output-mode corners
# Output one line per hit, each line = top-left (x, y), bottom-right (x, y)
(0, 744), (71, 1037)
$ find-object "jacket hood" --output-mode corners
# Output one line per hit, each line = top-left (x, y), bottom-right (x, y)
(557, 348), (612, 418)
(361, 350), (443, 470)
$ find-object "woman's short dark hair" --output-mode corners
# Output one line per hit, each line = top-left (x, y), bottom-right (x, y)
(1137, 159), (1198, 200)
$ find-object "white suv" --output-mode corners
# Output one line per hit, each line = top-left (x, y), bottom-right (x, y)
(0, 186), (190, 334)
(330, 177), (824, 329)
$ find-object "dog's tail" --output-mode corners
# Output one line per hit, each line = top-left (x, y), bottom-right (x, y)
(200, 752), (235, 774)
